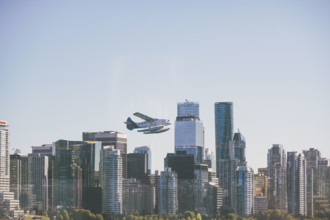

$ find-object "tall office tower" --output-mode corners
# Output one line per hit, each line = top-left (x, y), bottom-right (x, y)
(159, 168), (178, 215)
(232, 131), (246, 164)
(215, 102), (234, 168)
(165, 152), (194, 212)
(287, 152), (307, 216)
(0, 120), (10, 193)
(83, 131), (127, 178)
(175, 101), (204, 163)
(267, 144), (287, 211)
(100, 146), (122, 214)
(214, 102), (237, 211)
(27, 153), (49, 211)
(53, 140), (101, 209)
(20, 156), (29, 209)
(134, 146), (151, 174)
(236, 165), (254, 216)
(127, 153), (148, 180)
(254, 172), (268, 197)
(10, 150), (22, 200)
(31, 145), (54, 211)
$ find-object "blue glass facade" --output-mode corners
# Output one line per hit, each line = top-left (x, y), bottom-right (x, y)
(215, 102), (233, 160)
(175, 101), (204, 163)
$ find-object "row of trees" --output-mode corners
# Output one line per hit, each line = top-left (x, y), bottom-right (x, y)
(22, 209), (330, 220)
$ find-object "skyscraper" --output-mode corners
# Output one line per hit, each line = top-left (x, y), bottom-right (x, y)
(175, 101), (204, 163)
(287, 152), (307, 216)
(10, 150), (22, 201)
(27, 153), (49, 211)
(127, 153), (148, 180)
(267, 144), (287, 211)
(214, 102), (237, 211)
(53, 140), (101, 208)
(83, 131), (127, 178)
(165, 152), (194, 212)
(303, 148), (321, 217)
(159, 168), (178, 215)
(0, 121), (22, 217)
(134, 146), (151, 174)
(100, 146), (122, 214)
(236, 165), (254, 216)
(215, 102), (233, 163)
(0, 120), (10, 193)
(232, 131), (246, 164)
(31, 145), (55, 211)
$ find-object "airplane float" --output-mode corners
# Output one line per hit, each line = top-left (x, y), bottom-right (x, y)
(125, 112), (170, 134)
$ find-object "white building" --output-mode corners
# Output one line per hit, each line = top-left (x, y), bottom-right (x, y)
(0, 120), (22, 215)
(100, 146), (122, 214)
(175, 101), (204, 163)
(0, 120), (10, 192)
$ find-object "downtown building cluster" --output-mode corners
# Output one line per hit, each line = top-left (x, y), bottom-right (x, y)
(1, 101), (330, 218)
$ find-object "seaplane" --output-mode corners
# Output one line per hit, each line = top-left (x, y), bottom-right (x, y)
(125, 112), (170, 134)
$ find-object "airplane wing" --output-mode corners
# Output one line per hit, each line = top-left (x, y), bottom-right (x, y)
(133, 112), (155, 122)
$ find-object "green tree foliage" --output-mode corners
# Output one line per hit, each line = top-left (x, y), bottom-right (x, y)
(96, 214), (104, 220)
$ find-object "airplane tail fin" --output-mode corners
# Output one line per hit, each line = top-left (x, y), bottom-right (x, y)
(126, 117), (139, 130)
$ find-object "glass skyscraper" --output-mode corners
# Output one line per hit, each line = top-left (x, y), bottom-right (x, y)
(215, 102), (233, 161)
(175, 101), (204, 163)
(214, 102), (237, 211)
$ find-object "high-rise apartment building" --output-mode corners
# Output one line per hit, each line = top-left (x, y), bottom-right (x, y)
(0, 121), (22, 217)
(215, 102), (237, 211)
(303, 148), (321, 217)
(267, 144), (287, 211)
(100, 146), (122, 214)
(0, 120), (10, 193)
(287, 152), (307, 216)
(236, 165), (254, 216)
(83, 131), (127, 178)
(254, 172), (268, 197)
(159, 168), (178, 215)
(175, 101), (204, 163)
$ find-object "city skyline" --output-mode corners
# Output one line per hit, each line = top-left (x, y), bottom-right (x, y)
(1, 0), (330, 173)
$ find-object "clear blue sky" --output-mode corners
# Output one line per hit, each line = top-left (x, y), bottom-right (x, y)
(1, 0), (329, 172)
